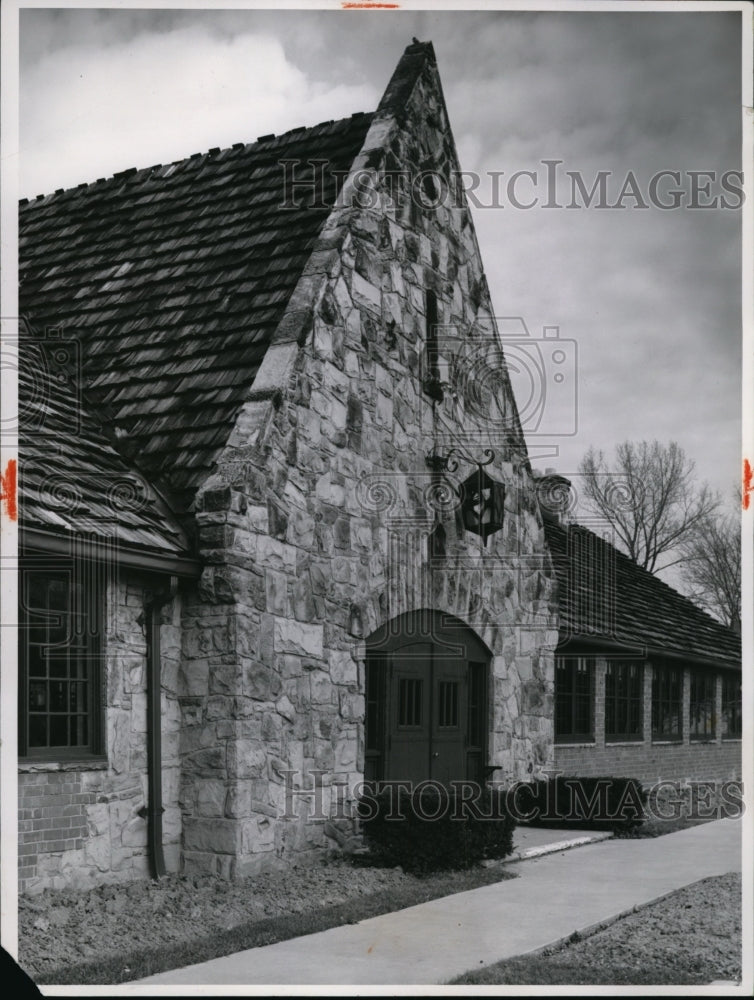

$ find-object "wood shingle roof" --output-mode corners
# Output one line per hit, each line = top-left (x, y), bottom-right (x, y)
(19, 334), (192, 558)
(545, 519), (741, 670)
(19, 113), (374, 511)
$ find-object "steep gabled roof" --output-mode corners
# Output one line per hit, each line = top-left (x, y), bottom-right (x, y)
(19, 113), (374, 506)
(545, 519), (740, 670)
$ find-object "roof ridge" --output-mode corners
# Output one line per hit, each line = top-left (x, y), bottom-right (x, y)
(19, 110), (374, 208)
(562, 520), (737, 635)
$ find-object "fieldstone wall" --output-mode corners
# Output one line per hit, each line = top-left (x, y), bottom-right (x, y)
(180, 51), (558, 878)
(18, 574), (183, 894)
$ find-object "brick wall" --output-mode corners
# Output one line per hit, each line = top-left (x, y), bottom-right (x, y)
(554, 657), (741, 784)
(18, 772), (92, 889)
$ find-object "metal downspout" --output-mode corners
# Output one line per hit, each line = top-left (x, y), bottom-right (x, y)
(144, 575), (178, 880)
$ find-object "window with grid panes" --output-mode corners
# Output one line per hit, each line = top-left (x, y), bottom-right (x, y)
(19, 566), (104, 759)
(721, 674), (741, 738)
(651, 662), (682, 740)
(555, 657), (594, 742)
(689, 668), (716, 740)
(605, 660), (643, 741)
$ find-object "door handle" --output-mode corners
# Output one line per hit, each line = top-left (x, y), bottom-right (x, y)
(432, 752), (439, 758)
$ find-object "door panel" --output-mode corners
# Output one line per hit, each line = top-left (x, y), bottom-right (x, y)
(430, 656), (467, 786)
(388, 643), (431, 785)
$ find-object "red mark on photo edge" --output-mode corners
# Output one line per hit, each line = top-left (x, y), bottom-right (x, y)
(342, 3), (400, 8)
(1, 458), (18, 521)
(743, 458), (753, 510)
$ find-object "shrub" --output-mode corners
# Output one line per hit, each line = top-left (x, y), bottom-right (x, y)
(356, 783), (516, 875)
(511, 776), (647, 832)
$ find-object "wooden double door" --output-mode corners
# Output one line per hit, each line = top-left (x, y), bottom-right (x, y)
(365, 612), (489, 787)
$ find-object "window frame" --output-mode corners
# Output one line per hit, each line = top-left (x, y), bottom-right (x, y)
(651, 661), (683, 742)
(397, 677), (424, 729)
(18, 557), (106, 762)
(721, 674), (742, 740)
(423, 288), (444, 402)
(554, 656), (595, 744)
(689, 668), (716, 742)
(605, 659), (643, 743)
(437, 679), (459, 729)
(364, 652), (387, 783)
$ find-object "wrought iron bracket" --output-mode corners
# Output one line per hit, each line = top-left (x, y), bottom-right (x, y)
(424, 446), (495, 475)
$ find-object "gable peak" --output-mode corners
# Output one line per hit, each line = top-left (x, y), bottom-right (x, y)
(377, 39), (438, 116)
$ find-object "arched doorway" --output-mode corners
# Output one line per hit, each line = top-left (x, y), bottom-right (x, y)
(364, 610), (490, 786)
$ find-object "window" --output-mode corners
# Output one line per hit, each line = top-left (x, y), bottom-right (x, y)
(555, 657), (594, 743)
(438, 681), (459, 728)
(689, 669), (716, 740)
(605, 660), (643, 741)
(721, 675), (742, 739)
(423, 289), (443, 401)
(398, 678), (423, 727)
(651, 663), (682, 740)
(19, 565), (104, 759)
(364, 654), (387, 782)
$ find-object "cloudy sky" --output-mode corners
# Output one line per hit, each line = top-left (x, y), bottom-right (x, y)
(15, 3), (745, 570)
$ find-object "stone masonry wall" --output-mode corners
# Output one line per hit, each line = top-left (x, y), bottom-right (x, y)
(179, 53), (559, 878)
(19, 574), (182, 894)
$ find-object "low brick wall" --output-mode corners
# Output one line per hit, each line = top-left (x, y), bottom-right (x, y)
(554, 739), (742, 784)
(18, 772), (92, 889)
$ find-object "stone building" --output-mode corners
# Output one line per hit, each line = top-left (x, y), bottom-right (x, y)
(17, 41), (741, 895)
(18, 41), (559, 892)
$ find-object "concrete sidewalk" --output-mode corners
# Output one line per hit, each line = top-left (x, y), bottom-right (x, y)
(129, 819), (741, 988)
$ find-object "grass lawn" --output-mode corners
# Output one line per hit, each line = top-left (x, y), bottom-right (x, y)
(449, 873), (742, 986)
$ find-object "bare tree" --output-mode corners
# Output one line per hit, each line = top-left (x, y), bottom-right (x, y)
(577, 441), (719, 574)
(679, 502), (741, 631)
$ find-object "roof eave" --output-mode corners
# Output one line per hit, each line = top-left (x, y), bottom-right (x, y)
(555, 632), (741, 672)
(20, 525), (201, 579)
